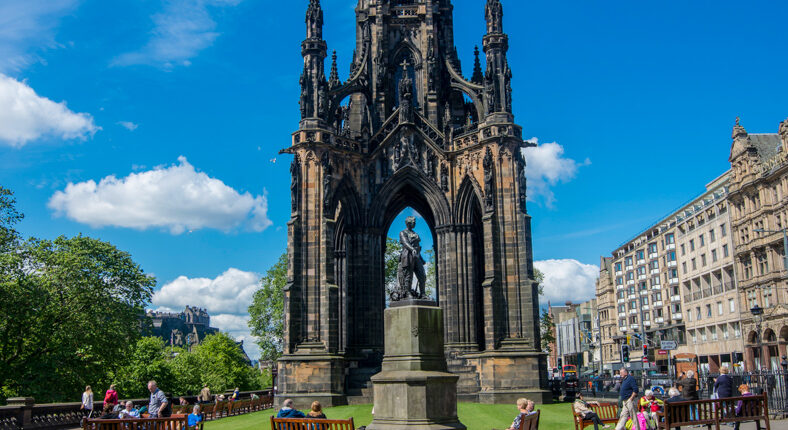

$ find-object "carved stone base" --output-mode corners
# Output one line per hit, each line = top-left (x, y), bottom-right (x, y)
(367, 304), (465, 430)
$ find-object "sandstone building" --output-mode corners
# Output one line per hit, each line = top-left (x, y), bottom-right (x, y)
(728, 119), (788, 370)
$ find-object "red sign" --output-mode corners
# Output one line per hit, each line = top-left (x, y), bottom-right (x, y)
(642, 356), (648, 363)
(658, 349), (668, 355)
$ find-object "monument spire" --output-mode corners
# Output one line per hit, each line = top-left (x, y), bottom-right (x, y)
(299, 0), (328, 123)
(483, 0), (512, 117)
(471, 45), (484, 84)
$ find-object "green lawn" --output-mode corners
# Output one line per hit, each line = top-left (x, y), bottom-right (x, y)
(203, 403), (575, 430)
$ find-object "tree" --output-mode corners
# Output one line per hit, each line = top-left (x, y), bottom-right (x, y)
(114, 337), (176, 399)
(0, 189), (155, 403)
(248, 253), (287, 362)
(534, 268), (545, 296)
(540, 309), (556, 354)
(384, 237), (401, 298)
(192, 333), (257, 393)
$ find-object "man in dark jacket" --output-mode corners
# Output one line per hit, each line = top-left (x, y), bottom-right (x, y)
(679, 370), (699, 420)
(615, 368), (640, 430)
(276, 399), (306, 418)
(714, 366), (734, 398)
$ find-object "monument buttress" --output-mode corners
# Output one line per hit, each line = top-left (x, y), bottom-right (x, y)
(278, 0), (550, 408)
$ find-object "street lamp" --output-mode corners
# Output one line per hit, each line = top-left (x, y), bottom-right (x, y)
(753, 228), (788, 273)
(751, 304), (764, 370)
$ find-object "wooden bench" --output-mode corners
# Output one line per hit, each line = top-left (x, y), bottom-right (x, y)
(270, 416), (355, 430)
(656, 393), (771, 430)
(573, 402), (618, 430)
(519, 410), (540, 430)
(82, 414), (198, 429)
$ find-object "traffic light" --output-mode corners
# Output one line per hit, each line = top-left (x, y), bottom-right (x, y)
(643, 344), (648, 357)
(626, 335), (631, 345)
(621, 345), (630, 363)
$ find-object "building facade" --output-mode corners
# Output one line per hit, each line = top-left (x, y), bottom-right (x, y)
(728, 119), (788, 370)
(597, 257), (619, 370)
(146, 306), (219, 348)
(674, 173), (744, 372)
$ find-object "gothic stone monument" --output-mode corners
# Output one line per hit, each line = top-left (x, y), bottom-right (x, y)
(278, 0), (549, 407)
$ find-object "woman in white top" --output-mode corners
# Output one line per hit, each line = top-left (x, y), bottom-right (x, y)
(81, 386), (94, 417)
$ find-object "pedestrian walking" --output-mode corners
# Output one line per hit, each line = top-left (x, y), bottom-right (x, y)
(147, 380), (169, 418)
(615, 368), (640, 430)
(81, 386), (94, 418)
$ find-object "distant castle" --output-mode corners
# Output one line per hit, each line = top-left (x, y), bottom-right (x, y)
(146, 306), (219, 348)
(145, 306), (251, 362)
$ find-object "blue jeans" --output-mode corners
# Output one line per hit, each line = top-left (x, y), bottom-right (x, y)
(689, 404), (698, 420)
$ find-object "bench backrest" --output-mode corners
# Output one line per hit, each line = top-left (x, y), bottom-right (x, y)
(662, 393), (769, 429)
(519, 410), (540, 430)
(270, 416), (355, 430)
(82, 415), (189, 430)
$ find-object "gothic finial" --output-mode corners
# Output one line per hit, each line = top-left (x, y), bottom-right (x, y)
(472, 46), (484, 84)
(732, 116), (748, 140)
(329, 50), (340, 89)
(485, 0), (504, 35)
(306, 0), (323, 40)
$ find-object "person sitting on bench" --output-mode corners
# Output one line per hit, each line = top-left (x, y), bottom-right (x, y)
(573, 393), (610, 430)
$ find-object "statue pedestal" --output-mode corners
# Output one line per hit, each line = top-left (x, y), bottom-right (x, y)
(367, 303), (466, 430)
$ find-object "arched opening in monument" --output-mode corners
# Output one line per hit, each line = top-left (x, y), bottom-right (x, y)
(384, 208), (437, 303)
(331, 92), (373, 140)
(455, 176), (487, 351)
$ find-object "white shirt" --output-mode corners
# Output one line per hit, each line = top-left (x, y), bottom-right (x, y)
(82, 392), (93, 409)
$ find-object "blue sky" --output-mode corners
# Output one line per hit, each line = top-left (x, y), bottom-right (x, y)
(1, 0), (787, 359)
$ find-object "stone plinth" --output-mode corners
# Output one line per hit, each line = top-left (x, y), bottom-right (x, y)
(367, 303), (466, 430)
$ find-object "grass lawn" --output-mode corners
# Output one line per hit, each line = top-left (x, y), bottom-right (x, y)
(203, 402), (576, 430)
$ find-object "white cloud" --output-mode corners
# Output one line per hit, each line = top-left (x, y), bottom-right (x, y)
(0, 74), (98, 147)
(117, 121), (139, 131)
(523, 139), (590, 207)
(112, 0), (241, 69)
(0, 0), (79, 72)
(48, 156), (272, 234)
(535, 259), (599, 305)
(152, 268), (261, 359)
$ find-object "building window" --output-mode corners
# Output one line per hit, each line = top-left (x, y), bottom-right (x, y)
(669, 251), (676, 262)
(690, 239), (695, 251)
(733, 322), (741, 338)
(710, 326), (717, 341)
(691, 329), (697, 344)
(682, 262), (687, 274)
(615, 262), (622, 272)
(743, 258), (753, 280)
(747, 290), (758, 308)
(655, 308), (663, 317)
(712, 249), (718, 262)
(654, 292), (662, 301)
(700, 328), (707, 342)
(700, 234), (705, 246)
(729, 298), (735, 313)
(649, 243), (658, 254)
(758, 254), (769, 275)
(616, 277), (623, 285)
(691, 258), (697, 270)
(717, 301), (723, 315)
(619, 304), (625, 313)
(722, 324), (729, 340)
(723, 244), (729, 258)
(696, 307), (702, 321)
(625, 257), (633, 267)
(701, 254), (707, 267)
(637, 250), (645, 261)
(721, 224), (727, 237)
(710, 230), (716, 242)
(666, 233), (675, 244)
(670, 269), (678, 278)
(764, 286), (773, 308)
(706, 304), (712, 318)
(681, 244), (686, 256)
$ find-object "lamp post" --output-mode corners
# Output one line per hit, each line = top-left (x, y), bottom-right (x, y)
(781, 355), (788, 417)
(751, 304), (764, 371)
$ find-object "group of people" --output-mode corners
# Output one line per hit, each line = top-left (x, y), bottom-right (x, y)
(572, 366), (761, 430)
(80, 380), (203, 428)
(276, 399), (327, 419)
(505, 398), (538, 430)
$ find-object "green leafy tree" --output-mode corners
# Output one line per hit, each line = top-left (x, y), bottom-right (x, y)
(0, 188), (155, 403)
(384, 237), (401, 298)
(535, 268), (545, 296)
(540, 309), (556, 354)
(192, 333), (256, 393)
(248, 253), (287, 362)
(114, 337), (176, 398)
